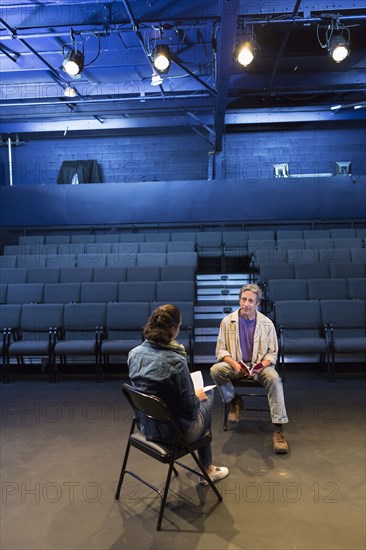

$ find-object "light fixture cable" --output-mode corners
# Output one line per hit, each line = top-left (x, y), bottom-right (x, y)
(316, 15), (351, 63)
(234, 20), (257, 68)
(61, 28), (101, 77)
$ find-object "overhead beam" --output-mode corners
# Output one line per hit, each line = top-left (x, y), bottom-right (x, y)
(0, 43), (20, 62)
(213, 0), (240, 153)
(1, 105), (364, 135)
(172, 57), (217, 97)
(269, 0), (303, 87)
(120, 0), (165, 96)
(0, 17), (75, 93)
(225, 107), (366, 125)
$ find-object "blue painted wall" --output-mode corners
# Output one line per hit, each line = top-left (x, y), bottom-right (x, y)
(0, 126), (365, 227)
(1, 176), (365, 227)
(0, 133), (210, 186)
(224, 127), (366, 181)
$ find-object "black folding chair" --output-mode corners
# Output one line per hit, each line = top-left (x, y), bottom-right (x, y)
(115, 383), (222, 531)
(223, 378), (269, 431)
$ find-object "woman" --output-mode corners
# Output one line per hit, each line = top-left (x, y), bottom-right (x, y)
(127, 303), (229, 485)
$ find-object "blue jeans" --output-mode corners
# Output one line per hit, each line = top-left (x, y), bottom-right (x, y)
(184, 389), (214, 469)
(210, 362), (288, 424)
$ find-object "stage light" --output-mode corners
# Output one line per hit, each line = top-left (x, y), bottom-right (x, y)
(62, 49), (84, 77)
(317, 17), (351, 64)
(234, 40), (255, 67)
(328, 34), (350, 63)
(151, 45), (171, 73)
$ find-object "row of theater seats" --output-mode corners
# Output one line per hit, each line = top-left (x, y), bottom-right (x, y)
(0, 281), (195, 305)
(250, 242), (366, 269)
(0, 252), (198, 269)
(0, 301), (194, 383)
(258, 262), (366, 284)
(257, 263), (366, 309)
(251, 236), (365, 251)
(13, 231), (366, 262)
(246, 236), (365, 275)
(273, 299), (366, 381)
(264, 277), (366, 315)
(5, 228), (365, 273)
(3, 241), (195, 256)
(6, 237), (366, 258)
(14, 227), (366, 247)
(0, 265), (195, 284)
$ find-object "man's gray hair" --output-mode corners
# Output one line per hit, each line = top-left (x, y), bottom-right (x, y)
(239, 284), (262, 304)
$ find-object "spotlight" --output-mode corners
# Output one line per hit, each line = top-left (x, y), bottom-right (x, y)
(328, 34), (350, 63)
(62, 49), (84, 77)
(151, 45), (171, 73)
(234, 40), (255, 67)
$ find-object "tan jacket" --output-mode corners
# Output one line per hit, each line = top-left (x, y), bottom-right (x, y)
(215, 309), (278, 367)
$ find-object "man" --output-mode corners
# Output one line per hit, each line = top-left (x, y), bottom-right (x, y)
(210, 283), (289, 454)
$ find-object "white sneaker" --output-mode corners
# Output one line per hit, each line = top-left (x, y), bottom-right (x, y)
(199, 466), (229, 486)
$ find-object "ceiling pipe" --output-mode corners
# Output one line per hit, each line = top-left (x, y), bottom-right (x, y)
(269, 0), (303, 87)
(172, 57), (217, 96)
(0, 23), (211, 41)
(0, 43), (19, 62)
(1, 0), (120, 7)
(0, 11), (217, 101)
(3, 0), (365, 15)
(120, 0), (166, 96)
(238, 14), (366, 26)
(1, 14), (365, 42)
(3, 82), (363, 109)
(0, 92), (213, 108)
(0, 17), (84, 99)
(119, 0), (219, 99)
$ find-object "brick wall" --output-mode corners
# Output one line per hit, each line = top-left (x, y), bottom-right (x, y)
(224, 127), (365, 182)
(0, 133), (210, 186)
(1, 126), (364, 187)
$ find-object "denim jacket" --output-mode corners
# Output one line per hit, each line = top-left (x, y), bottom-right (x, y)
(127, 340), (200, 442)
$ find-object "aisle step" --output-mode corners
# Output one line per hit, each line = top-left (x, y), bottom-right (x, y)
(194, 272), (250, 361)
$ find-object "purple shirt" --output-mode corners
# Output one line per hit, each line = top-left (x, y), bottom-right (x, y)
(239, 315), (256, 362)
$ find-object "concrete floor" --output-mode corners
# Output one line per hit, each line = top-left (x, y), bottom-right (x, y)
(1, 367), (365, 550)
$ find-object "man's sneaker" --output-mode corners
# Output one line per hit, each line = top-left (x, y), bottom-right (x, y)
(199, 466), (229, 486)
(273, 431), (289, 454)
(228, 395), (242, 423)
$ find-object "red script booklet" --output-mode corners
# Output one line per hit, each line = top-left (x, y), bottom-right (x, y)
(238, 361), (264, 377)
